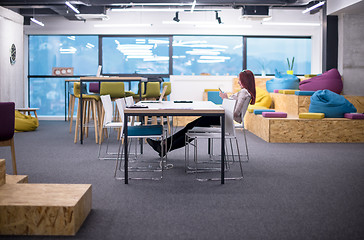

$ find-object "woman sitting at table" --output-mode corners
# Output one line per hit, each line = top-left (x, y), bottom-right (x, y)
(147, 70), (256, 157)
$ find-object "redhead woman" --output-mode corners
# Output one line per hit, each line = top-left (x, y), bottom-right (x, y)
(147, 70), (256, 157)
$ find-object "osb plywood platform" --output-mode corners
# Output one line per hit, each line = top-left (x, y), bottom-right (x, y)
(173, 116), (199, 126)
(0, 160), (92, 236)
(270, 94), (364, 117)
(5, 174), (28, 184)
(245, 112), (364, 143)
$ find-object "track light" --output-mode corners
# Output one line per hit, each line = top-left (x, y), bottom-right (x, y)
(302, 1), (325, 14)
(173, 12), (180, 22)
(30, 17), (45, 27)
(215, 11), (222, 24)
(65, 1), (80, 14)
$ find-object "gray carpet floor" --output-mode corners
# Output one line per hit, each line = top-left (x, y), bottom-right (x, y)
(0, 120), (364, 240)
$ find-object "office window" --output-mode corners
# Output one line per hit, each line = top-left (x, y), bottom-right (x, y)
(173, 36), (243, 76)
(29, 35), (99, 75)
(28, 35), (98, 116)
(246, 37), (311, 76)
(102, 37), (170, 75)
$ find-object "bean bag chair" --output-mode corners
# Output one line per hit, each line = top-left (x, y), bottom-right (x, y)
(309, 90), (357, 118)
(247, 87), (272, 112)
(266, 70), (300, 93)
(15, 110), (39, 132)
(299, 68), (343, 94)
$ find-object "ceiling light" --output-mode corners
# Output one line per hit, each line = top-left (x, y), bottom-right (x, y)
(173, 12), (180, 22)
(262, 22), (321, 26)
(111, 8), (185, 12)
(94, 23), (152, 27)
(111, 3), (193, 6)
(163, 21), (216, 25)
(302, 1), (325, 14)
(195, 24), (252, 28)
(65, 1), (80, 14)
(30, 18), (44, 27)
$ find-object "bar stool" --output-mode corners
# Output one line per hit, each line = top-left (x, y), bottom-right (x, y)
(73, 82), (101, 144)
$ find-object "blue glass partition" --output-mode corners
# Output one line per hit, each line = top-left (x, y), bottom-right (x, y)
(28, 35), (98, 116)
(173, 36), (243, 76)
(246, 37), (311, 76)
(102, 36), (170, 75)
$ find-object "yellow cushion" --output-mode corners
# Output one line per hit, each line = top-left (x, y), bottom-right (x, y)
(15, 111), (39, 132)
(299, 113), (325, 119)
(247, 105), (269, 113)
(252, 87), (272, 108)
(204, 88), (219, 92)
(282, 90), (299, 94)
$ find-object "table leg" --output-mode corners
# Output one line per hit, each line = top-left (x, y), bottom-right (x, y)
(221, 114), (225, 184)
(124, 113), (129, 184)
(65, 81), (67, 121)
(80, 81), (83, 144)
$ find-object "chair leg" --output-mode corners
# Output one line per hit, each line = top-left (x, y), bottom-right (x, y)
(99, 108), (105, 144)
(92, 100), (99, 144)
(242, 127), (249, 162)
(85, 100), (90, 138)
(10, 138), (17, 175)
(74, 99), (81, 143)
(69, 95), (75, 133)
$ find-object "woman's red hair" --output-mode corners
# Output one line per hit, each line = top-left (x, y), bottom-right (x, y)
(239, 70), (256, 105)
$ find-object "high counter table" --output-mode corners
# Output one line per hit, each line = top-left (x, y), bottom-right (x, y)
(123, 101), (226, 184)
(79, 76), (147, 144)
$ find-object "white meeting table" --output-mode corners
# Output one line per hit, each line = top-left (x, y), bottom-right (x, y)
(123, 101), (226, 184)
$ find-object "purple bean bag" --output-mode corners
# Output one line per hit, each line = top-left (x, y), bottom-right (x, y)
(299, 68), (343, 94)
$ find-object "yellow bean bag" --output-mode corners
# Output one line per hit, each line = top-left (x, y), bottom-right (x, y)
(15, 110), (39, 132)
(247, 105), (269, 113)
(248, 87), (272, 112)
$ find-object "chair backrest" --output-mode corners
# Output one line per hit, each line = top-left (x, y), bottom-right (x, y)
(100, 82), (125, 98)
(73, 82), (88, 97)
(115, 98), (126, 124)
(162, 82), (171, 96)
(0, 102), (15, 141)
(240, 95), (251, 122)
(100, 95), (113, 125)
(124, 96), (134, 107)
(89, 82), (100, 93)
(222, 99), (237, 136)
(144, 82), (161, 98)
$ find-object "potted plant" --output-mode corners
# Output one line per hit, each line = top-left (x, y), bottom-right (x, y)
(286, 57), (295, 75)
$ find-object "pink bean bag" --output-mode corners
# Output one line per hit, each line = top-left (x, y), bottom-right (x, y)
(299, 68), (343, 94)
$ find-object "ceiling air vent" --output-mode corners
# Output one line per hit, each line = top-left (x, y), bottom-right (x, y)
(240, 6), (271, 20)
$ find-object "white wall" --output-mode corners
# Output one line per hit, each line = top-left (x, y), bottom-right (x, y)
(328, 0), (364, 95)
(0, 7), (24, 106)
(338, 14), (364, 95)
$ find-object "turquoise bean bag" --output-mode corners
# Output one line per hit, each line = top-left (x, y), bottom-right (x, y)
(309, 90), (357, 118)
(266, 70), (300, 93)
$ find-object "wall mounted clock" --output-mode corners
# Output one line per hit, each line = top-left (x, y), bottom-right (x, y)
(10, 44), (16, 65)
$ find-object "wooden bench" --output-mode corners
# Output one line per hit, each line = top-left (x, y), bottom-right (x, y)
(245, 113), (364, 143)
(0, 159), (92, 236)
